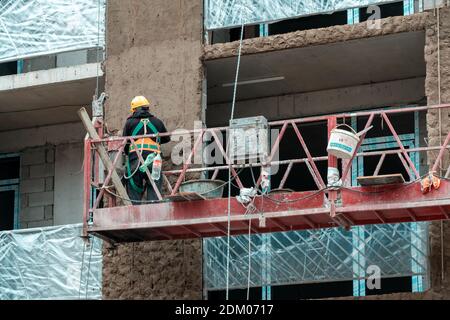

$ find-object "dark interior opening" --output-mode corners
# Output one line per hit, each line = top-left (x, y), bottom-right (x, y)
(207, 280), (353, 300)
(366, 276), (413, 296)
(211, 25), (260, 44)
(269, 10), (348, 36)
(355, 112), (416, 181)
(208, 287), (262, 300)
(359, 1), (405, 22)
(0, 61), (17, 76)
(0, 190), (15, 231)
(210, 121), (329, 196)
(0, 156), (20, 180)
(207, 276), (413, 300)
(271, 281), (353, 300)
(204, 112), (419, 300)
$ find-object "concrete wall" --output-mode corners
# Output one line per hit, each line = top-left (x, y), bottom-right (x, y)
(0, 122), (85, 153)
(0, 122), (86, 229)
(19, 146), (55, 228)
(102, 0), (204, 299)
(54, 143), (84, 225)
(207, 78), (425, 127)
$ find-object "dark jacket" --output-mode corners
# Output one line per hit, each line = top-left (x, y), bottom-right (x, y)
(123, 108), (170, 159)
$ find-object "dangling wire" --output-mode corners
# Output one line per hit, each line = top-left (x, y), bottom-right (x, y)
(85, 236), (94, 300)
(95, 0), (102, 99)
(436, 5), (445, 285)
(226, 17), (245, 301)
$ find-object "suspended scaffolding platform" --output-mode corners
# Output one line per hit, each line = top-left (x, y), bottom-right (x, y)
(82, 104), (450, 243)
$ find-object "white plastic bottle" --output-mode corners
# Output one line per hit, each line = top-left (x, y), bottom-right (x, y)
(151, 153), (162, 180)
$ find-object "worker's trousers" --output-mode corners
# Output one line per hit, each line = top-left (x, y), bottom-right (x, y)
(126, 157), (162, 204)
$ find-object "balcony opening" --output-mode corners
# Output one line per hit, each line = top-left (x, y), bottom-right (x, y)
(207, 276), (413, 300)
(359, 1), (405, 22)
(210, 25), (260, 45)
(268, 10), (348, 36)
(0, 61), (17, 76)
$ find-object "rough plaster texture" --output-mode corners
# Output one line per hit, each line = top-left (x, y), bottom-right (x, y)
(102, 0), (204, 300)
(424, 6), (450, 299)
(104, 0), (203, 134)
(203, 12), (429, 61)
(102, 240), (202, 299)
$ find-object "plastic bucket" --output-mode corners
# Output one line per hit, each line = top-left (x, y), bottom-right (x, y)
(327, 124), (360, 159)
(179, 180), (225, 199)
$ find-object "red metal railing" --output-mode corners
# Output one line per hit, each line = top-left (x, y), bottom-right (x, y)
(83, 104), (450, 232)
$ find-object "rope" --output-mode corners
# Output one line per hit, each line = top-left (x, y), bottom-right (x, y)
(123, 159), (141, 179)
(246, 214), (252, 300)
(226, 20), (245, 301)
(95, 0), (102, 99)
(436, 5), (445, 284)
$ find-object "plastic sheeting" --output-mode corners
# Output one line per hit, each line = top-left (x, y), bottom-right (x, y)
(203, 222), (429, 291)
(204, 0), (395, 30)
(0, 224), (102, 300)
(0, 0), (105, 63)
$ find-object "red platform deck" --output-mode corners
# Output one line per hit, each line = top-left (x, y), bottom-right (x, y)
(88, 180), (450, 243)
(83, 104), (450, 243)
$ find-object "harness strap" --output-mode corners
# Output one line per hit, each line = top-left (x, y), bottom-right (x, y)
(126, 158), (144, 193)
(132, 118), (160, 143)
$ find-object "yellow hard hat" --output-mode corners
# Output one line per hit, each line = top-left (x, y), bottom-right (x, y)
(130, 95), (150, 112)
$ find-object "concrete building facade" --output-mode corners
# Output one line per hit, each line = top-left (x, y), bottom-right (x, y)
(0, 51), (104, 229)
(1, 0), (450, 300)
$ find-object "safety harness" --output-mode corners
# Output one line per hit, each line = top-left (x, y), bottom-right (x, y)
(126, 118), (161, 192)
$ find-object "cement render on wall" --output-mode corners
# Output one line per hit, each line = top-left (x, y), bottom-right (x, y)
(102, 2), (450, 299)
(424, 6), (450, 299)
(203, 12), (429, 61)
(102, 0), (204, 299)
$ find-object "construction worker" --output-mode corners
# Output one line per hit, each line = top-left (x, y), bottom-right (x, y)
(123, 96), (170, 203)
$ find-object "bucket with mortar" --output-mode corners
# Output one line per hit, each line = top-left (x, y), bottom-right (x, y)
(327, 124), (371, 159)
(180, 179), (225, 199)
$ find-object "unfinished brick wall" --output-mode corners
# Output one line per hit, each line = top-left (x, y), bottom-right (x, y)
(102, 0), (204, 299)
(20, 145), (55, 228)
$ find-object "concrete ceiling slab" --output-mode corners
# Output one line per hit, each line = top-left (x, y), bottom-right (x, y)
(0, 63), (104, 131)
(206, 31), (426, 104)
